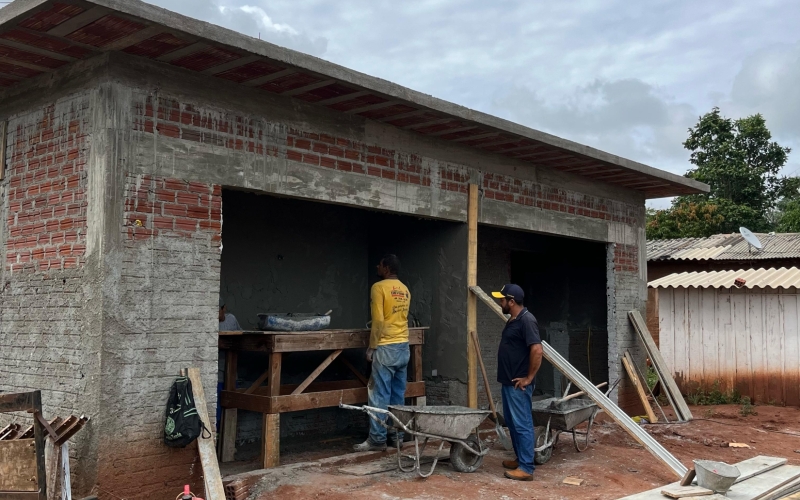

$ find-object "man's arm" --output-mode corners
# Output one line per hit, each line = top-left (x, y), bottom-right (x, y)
(512, 344), (543, 390)
(368, 285), (384, 351)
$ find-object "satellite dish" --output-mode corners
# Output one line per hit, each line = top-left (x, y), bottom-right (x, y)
(740, 227), (763, 251)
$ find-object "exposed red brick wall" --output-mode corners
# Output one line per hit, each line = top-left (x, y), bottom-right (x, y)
(131, 96), (641, 225)
(614, 244), (639, 273)
(4, 102), (88, 271)
(123, 173), (221, 242)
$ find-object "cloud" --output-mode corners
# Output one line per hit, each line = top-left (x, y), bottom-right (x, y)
(147, 0), (328, 56)
(492, 78), (697, 171)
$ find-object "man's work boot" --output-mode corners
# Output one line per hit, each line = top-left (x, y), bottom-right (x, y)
(502, 459), (519, 470)
(353, 439), (387, 452)
(504, 468), (533, 481)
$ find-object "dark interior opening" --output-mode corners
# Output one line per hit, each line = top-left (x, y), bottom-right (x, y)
(478, 226), (608, 400)
(218, 189), (462, 461)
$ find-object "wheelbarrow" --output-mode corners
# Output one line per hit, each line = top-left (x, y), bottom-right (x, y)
(340, 403), (491, 477)
(531, 380), (618, 465)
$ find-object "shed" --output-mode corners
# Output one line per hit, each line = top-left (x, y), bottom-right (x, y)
(649, 267), (800, 407)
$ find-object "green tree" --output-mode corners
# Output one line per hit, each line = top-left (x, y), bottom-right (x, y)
(647, 108), (792, 239)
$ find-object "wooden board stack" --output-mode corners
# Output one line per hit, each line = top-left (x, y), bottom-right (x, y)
(629, 310), (693, 421)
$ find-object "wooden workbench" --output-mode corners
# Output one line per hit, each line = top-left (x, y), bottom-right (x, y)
(218, 328), (426, 468)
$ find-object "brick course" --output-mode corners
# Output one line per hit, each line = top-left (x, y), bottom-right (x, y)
(4, 101), (89, 271)
(132, 96), (641, 226)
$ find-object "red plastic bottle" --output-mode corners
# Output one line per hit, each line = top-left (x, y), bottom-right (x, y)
(181, 485), (193, 500)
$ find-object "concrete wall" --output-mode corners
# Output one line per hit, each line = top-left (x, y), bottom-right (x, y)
(0, 90), (97, 493)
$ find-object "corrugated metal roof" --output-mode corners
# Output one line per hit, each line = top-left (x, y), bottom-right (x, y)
(647, 233), (800, 261)
(648, 267), (800, 289)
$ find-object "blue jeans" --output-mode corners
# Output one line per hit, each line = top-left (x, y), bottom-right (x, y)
(367, 342), (410, 444)
(502, 384), (535, 474)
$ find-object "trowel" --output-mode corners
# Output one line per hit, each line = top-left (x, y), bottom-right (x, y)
(470, 330), (513, 451)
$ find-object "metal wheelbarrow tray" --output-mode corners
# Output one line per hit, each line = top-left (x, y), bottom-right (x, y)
(340, 403), (491, 477)
(531, 397), (600, 465)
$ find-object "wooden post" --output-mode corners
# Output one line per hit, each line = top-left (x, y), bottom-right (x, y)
(221, 350), (238, 462)
(467, 183), (479, 408)
(261, 353), (281, 468)
(32, 390), (48, 500)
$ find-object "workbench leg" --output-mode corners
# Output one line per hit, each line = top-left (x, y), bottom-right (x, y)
(261, 353), (281, 468)
(411, 344), (425, 406)
(261, 414), (280, 468)
(221, 350), (238, 462)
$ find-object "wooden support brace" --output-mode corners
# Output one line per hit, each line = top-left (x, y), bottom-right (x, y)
(291, 350), (343, 395)
(243, 369), (271, 395)
(621, 353), (658, 423)
(338, 356), (368, 386)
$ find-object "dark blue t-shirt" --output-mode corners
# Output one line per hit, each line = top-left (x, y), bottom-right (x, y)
(497, 308), (542, 386)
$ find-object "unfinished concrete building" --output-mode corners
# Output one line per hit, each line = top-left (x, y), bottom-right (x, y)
(0, 0), (708, 497)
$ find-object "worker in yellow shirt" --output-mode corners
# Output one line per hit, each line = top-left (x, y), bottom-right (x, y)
(354, 254), (411, 452)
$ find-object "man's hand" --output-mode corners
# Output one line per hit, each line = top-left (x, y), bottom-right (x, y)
(366, 348), (375, 362)
(512, 376), (533, 390)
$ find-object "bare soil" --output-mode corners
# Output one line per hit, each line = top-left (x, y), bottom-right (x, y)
(244, 405), (800, 500)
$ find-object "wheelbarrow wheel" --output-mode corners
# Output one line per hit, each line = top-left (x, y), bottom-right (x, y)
(450, 435), (484, 473)
(534, 426), (553, 465)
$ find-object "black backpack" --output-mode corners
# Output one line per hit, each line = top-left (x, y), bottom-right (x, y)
(164, 376), (210, 448)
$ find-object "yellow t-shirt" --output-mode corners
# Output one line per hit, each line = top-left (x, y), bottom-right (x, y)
(369, 279), (410, 349)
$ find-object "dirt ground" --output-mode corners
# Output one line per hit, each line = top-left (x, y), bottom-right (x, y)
(232, 404), (800, 500)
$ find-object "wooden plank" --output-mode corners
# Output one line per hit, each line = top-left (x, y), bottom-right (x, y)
(243, 369), (271, 395)
(661, 485), (712, 498)
(261, 414), (280, 469)
(220, 382), (426, 414)
(250, 379), (365, 396)
(765, 294), (783, 404)
(717, 290), (735, 393)
(467, 182), (478, 409)
(219, 329), (425, 352)
(687, 288), (703, 391)
(750, 292), (767, 402)
(0, 439), (38, 491)
(291, 350), (342, 395)
(629, 310), (692, 420)
(0, 393), (35, 413)
(411, 344), (423, 382)
(672, 288), (688, 394)
(261, 353), (282, 469)
(622, 352), (657, 423)
(186, 368), (225, 500)
(701, 288), (718, 389)
(782, 293), (800, 407)
(732, 292), (750, 398)
(338, 356), (368, 386)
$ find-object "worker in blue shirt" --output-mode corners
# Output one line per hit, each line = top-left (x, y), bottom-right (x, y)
(492, 284), (543, 481)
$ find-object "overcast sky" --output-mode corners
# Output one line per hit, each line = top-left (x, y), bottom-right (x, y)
(148, 0), (800, 208)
